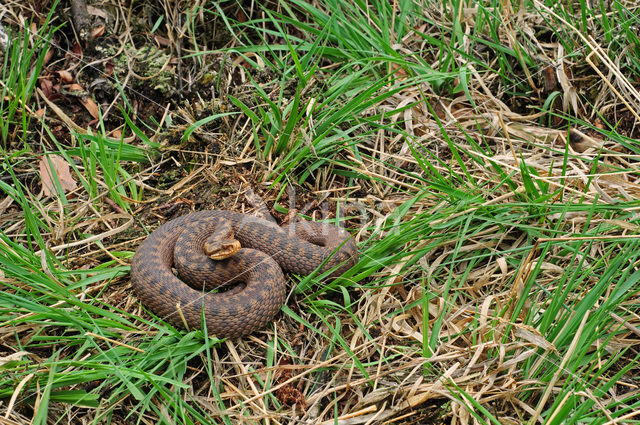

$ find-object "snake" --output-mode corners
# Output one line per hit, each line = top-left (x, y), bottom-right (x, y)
(130, 210), (358, 338)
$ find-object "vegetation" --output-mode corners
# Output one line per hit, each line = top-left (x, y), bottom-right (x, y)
(1, 0), (640, 423)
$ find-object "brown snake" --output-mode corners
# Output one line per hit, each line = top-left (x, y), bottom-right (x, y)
(130, 210), (358, 338)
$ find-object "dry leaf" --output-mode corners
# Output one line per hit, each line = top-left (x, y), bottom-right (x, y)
(91, 25), (105, 39)
(66, 83), (85, 94)
(70, 42), (83, 58)
(40, 78), (54, 98)
(43, 48), (55, 66)
(542, 65), (557, 93)
(154, 34), (171, 47)
(64, 83), (100, 119)
(104, 60), (115, 77)
(39, 154), (77, 197)
(58, 70), (73, 83)
(80, 96), (100, 120)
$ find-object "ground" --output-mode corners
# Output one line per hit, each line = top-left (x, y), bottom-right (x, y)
(1, 1), (640, 424)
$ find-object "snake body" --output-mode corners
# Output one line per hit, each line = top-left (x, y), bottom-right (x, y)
(131, 210), (358, 338)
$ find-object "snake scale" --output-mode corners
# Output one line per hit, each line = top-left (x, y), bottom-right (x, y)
(131, 210), (358, 338)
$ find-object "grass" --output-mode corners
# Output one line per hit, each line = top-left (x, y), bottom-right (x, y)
(0, 14), (53, 148)
(1, 0), (640, 424)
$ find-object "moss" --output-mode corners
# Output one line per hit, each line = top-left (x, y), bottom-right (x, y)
(95, 42), (174, 93)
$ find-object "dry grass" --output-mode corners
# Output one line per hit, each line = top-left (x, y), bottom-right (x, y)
(1, 0), (640, 424)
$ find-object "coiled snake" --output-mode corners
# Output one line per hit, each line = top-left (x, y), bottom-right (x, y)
(131, 210), (358, 338)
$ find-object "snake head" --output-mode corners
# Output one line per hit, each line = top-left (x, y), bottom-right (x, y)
(204, 238), (241, 260)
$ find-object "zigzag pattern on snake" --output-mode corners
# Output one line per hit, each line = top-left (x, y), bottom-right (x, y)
(130, 210), (358, 338)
